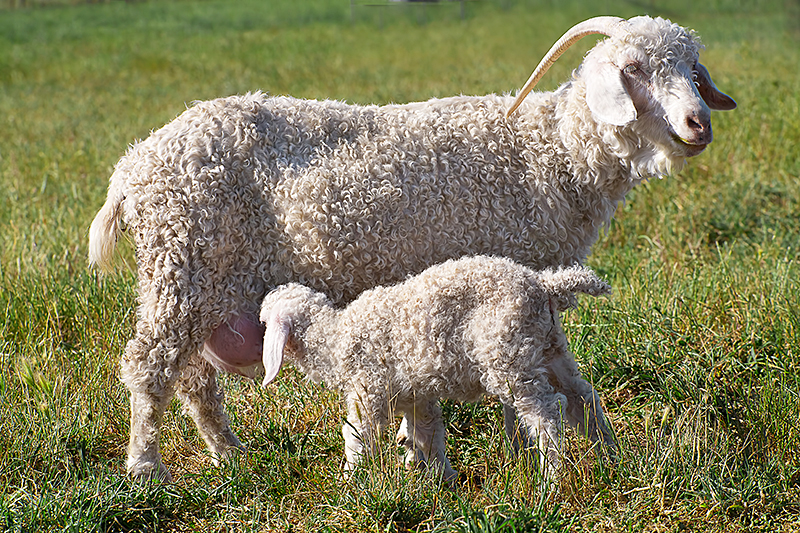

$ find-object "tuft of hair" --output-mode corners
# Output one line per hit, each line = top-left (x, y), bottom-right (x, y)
(536, 265), (611, 308)
(88, 174), (127, 272)
(88, 197), (121, 272)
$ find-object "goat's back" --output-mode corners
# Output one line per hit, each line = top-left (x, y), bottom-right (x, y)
(102, 92), (604, 306)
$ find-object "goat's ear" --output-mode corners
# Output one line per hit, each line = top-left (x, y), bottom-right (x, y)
(583, 59), (637, 126)
(695, 62), (737, 111)
(261, 312), (291, 387)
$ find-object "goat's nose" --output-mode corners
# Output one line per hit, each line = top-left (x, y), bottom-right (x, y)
(686, 114), (713, 144)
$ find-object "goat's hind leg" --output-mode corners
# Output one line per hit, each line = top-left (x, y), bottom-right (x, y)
(509, 386), (565, 480)
(553, 356), (617, 457)
(121, 318), (193, 481)
(503, 403), (536, 456)
(175, 354), (244, 465)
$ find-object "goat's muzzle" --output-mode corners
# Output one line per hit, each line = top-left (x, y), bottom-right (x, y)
(671, 132), (710, 157)
(670, 108), (714, 156)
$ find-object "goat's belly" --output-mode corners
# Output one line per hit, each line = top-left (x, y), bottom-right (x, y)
(201, 313), (265, 379)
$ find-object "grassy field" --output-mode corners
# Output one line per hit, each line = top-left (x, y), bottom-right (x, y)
(1, 0), (799, 531)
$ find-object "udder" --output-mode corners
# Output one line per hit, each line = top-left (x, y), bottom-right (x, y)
(201, 313), (265, 379)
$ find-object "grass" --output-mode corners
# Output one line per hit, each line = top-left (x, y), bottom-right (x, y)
(1, 0), (799, 530)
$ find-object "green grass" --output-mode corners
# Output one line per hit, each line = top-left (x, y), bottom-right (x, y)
(1, 0), (799, 531)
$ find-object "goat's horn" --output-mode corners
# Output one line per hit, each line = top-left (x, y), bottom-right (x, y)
(506, 16), (628, 118)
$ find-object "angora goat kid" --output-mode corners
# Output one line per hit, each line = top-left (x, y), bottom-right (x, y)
(89, 15), (735, 479)
(260, 256), (615, 480)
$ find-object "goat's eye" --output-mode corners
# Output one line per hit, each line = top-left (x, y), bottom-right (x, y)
(623, 64), (639, 76)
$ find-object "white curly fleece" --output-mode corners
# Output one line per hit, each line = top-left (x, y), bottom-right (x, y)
(260, 256), (616, 479)
(88, 15), (730, 479)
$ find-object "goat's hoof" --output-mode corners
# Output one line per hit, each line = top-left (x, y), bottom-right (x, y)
(402, 447), (426, 469)
(207, 430), (247, 466)
(210, 442), (247, 467)
(127, 459), (172, 482)
(443, 469), (460, 484)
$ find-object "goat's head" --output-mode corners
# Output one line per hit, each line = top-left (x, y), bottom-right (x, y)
(507, 15), (736, 159)
(259, 283), (330, 387)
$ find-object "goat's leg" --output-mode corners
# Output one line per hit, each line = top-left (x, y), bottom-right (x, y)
(511, 390), (565, 479)
(342, 389), (387, 476)
(503, 403), (536, 456)
(120, 236), (229, 480)
(563, 384), (615, 451)
(341, 419), (365, 475)
(396, 417), (425, 466)
(175, 354), (244, 464)
(124, 378), (172, 480)
(486, 361), (562, 477)
(399, 400), (457, 481)
(120, 316), (195, 481)
(549, 353), (616, 454)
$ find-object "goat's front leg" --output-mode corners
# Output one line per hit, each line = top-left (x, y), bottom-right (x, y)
(396, 416), (425, 466)
(503, 403), (536, 455)
(342, 389), (386, 476)
(398, 399), (457, 481)
(175, 354), (244, 465)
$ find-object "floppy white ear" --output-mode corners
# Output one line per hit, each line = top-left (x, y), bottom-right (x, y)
(261, 311), (291, 387)
(583, 59), (637, 126)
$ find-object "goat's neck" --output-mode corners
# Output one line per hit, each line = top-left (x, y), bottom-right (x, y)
(292, 307), (342, 387)
(554, 84), (646, 205)
(508, 86), (647, 265)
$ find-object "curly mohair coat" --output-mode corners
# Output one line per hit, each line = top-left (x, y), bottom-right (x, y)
(89, 15), (735, 479)
(260, 256), (614, 480)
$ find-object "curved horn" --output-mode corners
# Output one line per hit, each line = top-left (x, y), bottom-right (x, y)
(506, 16), (629, 118)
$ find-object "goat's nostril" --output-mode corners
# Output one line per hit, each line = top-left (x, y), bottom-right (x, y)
(687, 117), (703, 131)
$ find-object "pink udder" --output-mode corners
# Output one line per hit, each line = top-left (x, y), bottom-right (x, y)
(202, 313), (265, 378)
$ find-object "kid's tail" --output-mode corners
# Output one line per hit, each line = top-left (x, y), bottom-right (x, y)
(537, 265), (610, 311)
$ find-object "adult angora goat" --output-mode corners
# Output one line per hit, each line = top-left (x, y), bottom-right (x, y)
(89, 15), (736, 479)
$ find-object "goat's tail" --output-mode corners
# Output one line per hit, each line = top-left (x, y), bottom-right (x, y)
(537, 265), (610, 311)
(88, 170), (126, 272)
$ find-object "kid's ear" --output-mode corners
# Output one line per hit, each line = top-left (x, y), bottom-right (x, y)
(261, 312), (291, 387)
(583, 58), (637, 126)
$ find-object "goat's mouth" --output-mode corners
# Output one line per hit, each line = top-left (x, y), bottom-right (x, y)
(670, 133), (708, 156)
